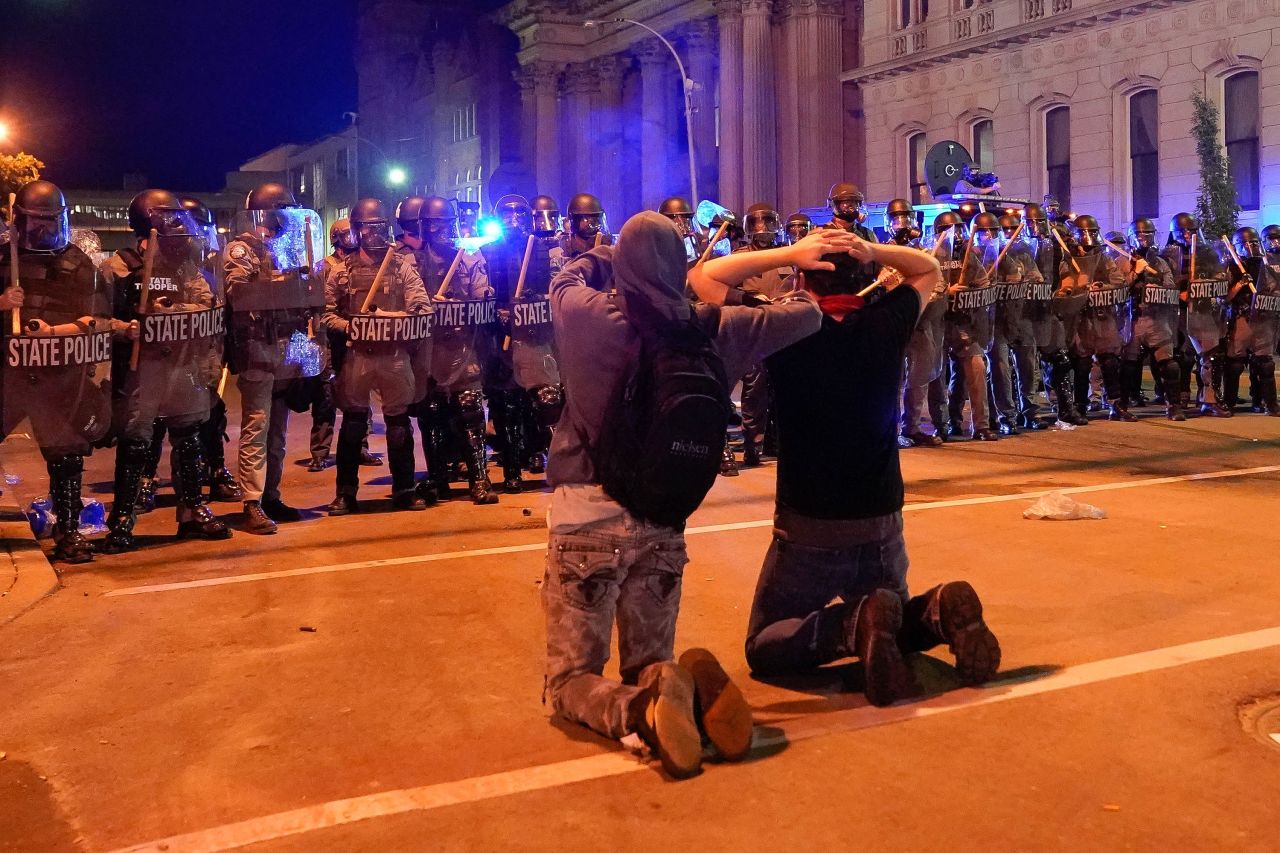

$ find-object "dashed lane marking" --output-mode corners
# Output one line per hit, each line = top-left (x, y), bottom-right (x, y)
(110, 624), (1280, 853)
(104, 464), (1280, 598)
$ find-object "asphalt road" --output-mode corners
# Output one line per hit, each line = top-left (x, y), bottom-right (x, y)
(2, 393), (1279, 852)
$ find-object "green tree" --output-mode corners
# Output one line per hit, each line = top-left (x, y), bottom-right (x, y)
(1, 151), (45, 214)
(1190, 90), (1239, 239)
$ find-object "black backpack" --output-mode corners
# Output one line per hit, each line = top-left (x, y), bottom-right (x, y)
(594, 305), (732, 529)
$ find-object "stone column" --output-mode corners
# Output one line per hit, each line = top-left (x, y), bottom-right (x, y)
(592, 54), (629, 224)
(635, 39), (673, 211)
(714, 0), (743, 213)
(520, 61), (562, 204)
(776, 2), (802, 214)
(681, 19), (720, 207)
(793, 0), (845, 205)
(739, 0), (777, 209)
(562, 62), (600, 200)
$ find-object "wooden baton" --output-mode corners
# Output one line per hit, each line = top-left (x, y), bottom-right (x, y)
(129, 228), (159, 370)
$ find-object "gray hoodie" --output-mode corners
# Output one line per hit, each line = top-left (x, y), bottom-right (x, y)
(547, 211), (821, 507)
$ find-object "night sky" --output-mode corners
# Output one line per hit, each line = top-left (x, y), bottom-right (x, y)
(0, 0), (358, 191)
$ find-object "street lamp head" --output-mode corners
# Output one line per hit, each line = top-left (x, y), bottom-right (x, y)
(0, 121), (9, 142)
(386, 166), (408, 187)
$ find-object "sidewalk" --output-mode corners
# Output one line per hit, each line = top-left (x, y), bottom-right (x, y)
(0, 463), (59, 626)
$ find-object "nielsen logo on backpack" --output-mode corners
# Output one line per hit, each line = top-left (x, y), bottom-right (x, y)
(670, 438), (711, 458)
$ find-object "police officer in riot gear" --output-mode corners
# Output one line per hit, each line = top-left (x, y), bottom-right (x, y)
(1224, 227), (1280, 416)
(101, 189), (231, 552)
(900, 211), (953, 446)
(943, 211), (998, 440)
(558, 193), (610, 261)
(785, 212), (812, 244)
(531, 195), (560, 239)
(1024, 201), (1089, 426)
(321, 198), (433, 514)
(1263, 225), (1280, 256)
(1121, 218), (1184, 420)
(1066, 214), (1134, 422)
(1162, 212), (1231, 417)
(412, 195), (499, 504)
(224, 181), (325, 533)
(826, 182), (878, 243)
(989, 212), (1045, 433)
(1, 181), (121, 562)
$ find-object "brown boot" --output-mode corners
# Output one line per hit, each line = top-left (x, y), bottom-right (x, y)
(678, 648), (754, 762)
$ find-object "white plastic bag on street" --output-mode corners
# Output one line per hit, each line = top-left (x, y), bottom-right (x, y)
(1023, 491), (1106, 520)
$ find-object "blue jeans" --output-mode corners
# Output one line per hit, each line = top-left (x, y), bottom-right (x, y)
(745, 513), (945, 676)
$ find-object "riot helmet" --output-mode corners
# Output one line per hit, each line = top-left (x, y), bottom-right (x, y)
(971, 211), (1001, 249)
(1127, 217), (1157, 252)
(1233, 227), (1264, 259)
(785, 212), (812, 244)
(421, 196), (459, 250)
(329, 218), (357, 254)
(659, 196), (695, 237)
(1070, 214), (1102, 251)
(179, 196), (221, 251)
(744, 203), (782, 249)
(530, 195), (560, 237)
(13, 180), (70, 253)
(1263, 224), (1280, 254)
(827, 182), (865, 225)
(885, 198), (920, 244)
(1023, 203), (1051, 239)
(494, 194), (532, 238)
(1169, 212), (1199, 247)
(242, 181), (298, 239)
(566, 193), (606, 241)
(127, 188), (201, 263)
(998, 213), (1022, 240)
(1043, 194), (1066, 223)
(1103, 230), (1126, 260)
(395, 196), (427, 239)
(932, 210), (965, 244)
(350, 198), (392, 254)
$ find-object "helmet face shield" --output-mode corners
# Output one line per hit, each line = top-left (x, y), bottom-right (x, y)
(424, 215), (459, 247)
(570, 212), (604, 240)
(355, 219), (391, 252)
(1264, 227), (1280, 253)
(1235, 230), (1264, 258)
(745, 209), (781, 248)
(1129, 224), (1156, 251)
(531, 209), (559, 236)
(785, 220), (810, 243)
(499, 204), (531, 236)
(332, 223), (357, 252)
(830, 194), (864, 222)
(666, 212), (695, 238)
(17, 210), (71, 253)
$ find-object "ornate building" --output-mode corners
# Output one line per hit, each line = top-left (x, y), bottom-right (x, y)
(851, 0), (1280, 228)
(355, 0), (864, 220)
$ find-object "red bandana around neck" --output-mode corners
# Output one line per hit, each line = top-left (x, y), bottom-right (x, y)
(815, 293), (865, 317)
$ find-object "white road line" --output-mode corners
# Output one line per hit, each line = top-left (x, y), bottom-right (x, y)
(104, 464), (1280, 598)
(110, 624), (1280, 853)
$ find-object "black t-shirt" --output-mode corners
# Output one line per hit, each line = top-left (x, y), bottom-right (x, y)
(766, 285), (921, 520)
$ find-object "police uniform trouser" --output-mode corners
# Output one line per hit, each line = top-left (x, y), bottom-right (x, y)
(335, 348), (418, 496)
(902, 299), (946, 435)
(945, 306), (993, 431)
(237, 373), (292, 504)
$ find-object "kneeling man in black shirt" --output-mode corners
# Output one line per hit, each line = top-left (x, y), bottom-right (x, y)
(746, 237), (1001, 706)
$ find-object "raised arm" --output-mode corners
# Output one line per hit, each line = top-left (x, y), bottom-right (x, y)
(847, 235), (941, 319)
(687, 229), (856, 305)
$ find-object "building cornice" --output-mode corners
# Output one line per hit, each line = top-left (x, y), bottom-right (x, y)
(844, 0), (1188, 84)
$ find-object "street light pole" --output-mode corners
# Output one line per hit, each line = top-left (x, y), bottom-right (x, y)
(343, 112), (360, 200)
(584, 18), (699, 211)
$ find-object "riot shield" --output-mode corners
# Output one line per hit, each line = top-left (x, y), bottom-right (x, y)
(127, 211), (226, 423)
(1186, 242), (1228, 348)
(510, 294), (559, 389)
(947, 240), (999, 352)
(225, 208), (326, 378)
(431, 297), (493, 391)
(1084, 279), (1133, 353)
(3, 245), (113, 454)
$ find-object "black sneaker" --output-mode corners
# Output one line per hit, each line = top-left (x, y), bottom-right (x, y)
(242, 500), (277, 535)
(632, 662), (703, 779)
(677, 648), (753, 762)
(261, 497), (302, 523)
(936, 581), (1001, 685)
(848, 589), (919, 707)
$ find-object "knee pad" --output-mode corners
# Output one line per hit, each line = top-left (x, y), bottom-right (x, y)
(455, 388), (485, 423)
(530, 384), (564, 427)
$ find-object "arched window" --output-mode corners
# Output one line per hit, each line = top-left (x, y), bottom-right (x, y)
(971, 119), (994, 171)
(1129, 89), (1159, 218)
(1045, 106), (1071, 209)
(908, 132), (928, 204)
(1224, 71), (1259, 211)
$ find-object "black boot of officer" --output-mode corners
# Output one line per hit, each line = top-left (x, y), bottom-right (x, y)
(171, 425), (232, 541)
(1043, 352), (1088, 426)
(1254, 356), (1280, 416)
(47, 455), (93, 564)
(1155, 358), (1186, 421)
(329, 411), (367, 515)
(1100, 355), (1137, 421)
(456, 390), (498, 504)
(102, 439), (152, 553)
(387, 414), (428, 510)
(499, 392), (525, 493)
(1222, 357), (1247, 412)
(416, 391), (453, 500)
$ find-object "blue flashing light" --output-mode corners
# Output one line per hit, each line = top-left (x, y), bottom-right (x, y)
(479, 217), (504, 240)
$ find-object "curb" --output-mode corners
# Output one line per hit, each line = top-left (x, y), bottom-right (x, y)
(0, 466), (60, 626)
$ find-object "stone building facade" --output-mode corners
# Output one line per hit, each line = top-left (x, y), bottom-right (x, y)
(356, 0), (864, 220)
(851, 0), (1280, 228)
